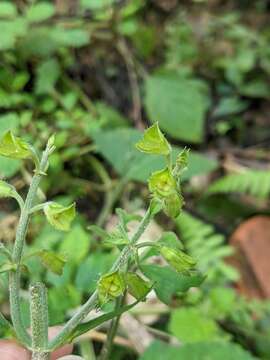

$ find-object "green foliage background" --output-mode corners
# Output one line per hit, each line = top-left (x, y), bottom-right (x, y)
(1, 0), (270, 358)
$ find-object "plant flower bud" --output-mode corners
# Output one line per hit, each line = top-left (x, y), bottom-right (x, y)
(44, 202), (76, 231)
(98, 271), (126, 305)
(160, 246), (196, 273)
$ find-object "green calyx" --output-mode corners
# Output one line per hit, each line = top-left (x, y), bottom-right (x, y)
(125, 272), (152, 301)
(160, 246), (196, 274)
(44, 202), (76, 231)
(135, 122), (171, 156)
(149, 167), (177, 198)
(148, 167), (183, 218)
(98, 271), (126, 305)
(0, 131), (34, 160)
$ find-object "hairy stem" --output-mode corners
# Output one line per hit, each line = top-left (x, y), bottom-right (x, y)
(9, 147), (50, 346)
(31, 352), (50, 360)
(30, 283), (49, 360)
(49, 207), (152, 351)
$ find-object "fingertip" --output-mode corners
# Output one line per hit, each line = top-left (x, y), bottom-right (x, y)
(49, 327), (73, 360)
(0, 340), (30, 360)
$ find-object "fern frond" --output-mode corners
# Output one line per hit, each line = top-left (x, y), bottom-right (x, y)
(207, 170), (270, 199)
(175, 212), (238, 283)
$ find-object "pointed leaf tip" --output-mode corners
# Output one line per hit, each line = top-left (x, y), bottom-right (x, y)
(135, 123), (171, 156)
(0, 131), (34, 160)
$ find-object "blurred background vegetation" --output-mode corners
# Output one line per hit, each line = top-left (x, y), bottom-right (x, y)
(1, 0), (270, 358)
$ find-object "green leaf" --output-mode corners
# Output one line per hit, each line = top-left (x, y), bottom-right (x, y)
(115, 208), (142, 232)
(0, 157), (20, 178)
(44, 202), (76, 231)
(59, 225), (90, 264)
(80, 0), (115, 10)
(26, 3), (55, 23)
(139, 341), (255, 360)
(125, 272), (152, 300)
(92, 128), (217, 183)
(52, 27), (89, 47)
(36, 250), (66, 275)
(0, 18), (28, 51)
(136, 122), (171, 155)
(35, 59), (60, 95)
(157, 231), (184, 250)
(98, 270), (126, 305)
(66, 295), (150, 344)
(0, 113), (20, 136)
(0, 262), (16, 274)
(160, 246), (196, 274)
(0, 131), (33, 160)
(145, 72), (209, 143)
(0, 180), (17, 198)
(169, 308), (222, 343)
(48, 285), (81, 325)
(209, 287), (236, 318)
(75, 252), (115, 293)
(0, 2), (17, 18)
(141, 264), (204, 304)
(0, 312), (15, 337)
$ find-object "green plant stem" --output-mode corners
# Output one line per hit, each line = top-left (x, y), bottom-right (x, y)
(89, 156), (128, 228)
(48, 206), (153, 351)
(99, 296), (124, 360)
(79, 340), (96, 360)
(9, 148), (50, 346)
(97, 177), (128, 228)
(136, 242), (158, 250)
(30, 283), (49, 360)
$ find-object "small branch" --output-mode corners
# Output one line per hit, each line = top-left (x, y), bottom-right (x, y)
(48, 207), (153, 351)
(117, 39), (144, 130)
(88, 156), (128, 228)
(99, 296), (124, 360)
(79, 339), (96, 360)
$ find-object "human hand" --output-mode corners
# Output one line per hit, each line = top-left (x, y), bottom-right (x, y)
(0, 327), (73, 360)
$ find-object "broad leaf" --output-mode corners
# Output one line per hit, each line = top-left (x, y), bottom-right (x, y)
(140, 340), (255, 360)
(26, 3), (55, 23)
(75, 252), (115, 293)
(35, 59), (60, 95)
(0, 2), (17, 18)
(169, 308), (222, 342)
(145, 72), (209, 143)
(36, 250), (66, 275)
(92, 128), (217, 182)
(141, 264), (204, 304)
(59, 225), (90, 264)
